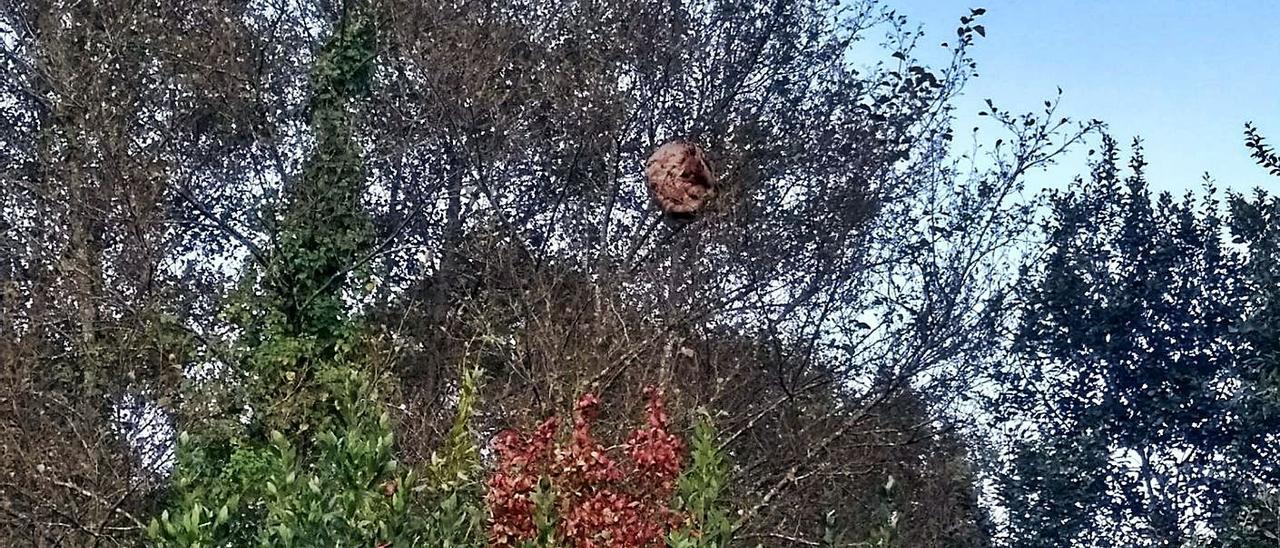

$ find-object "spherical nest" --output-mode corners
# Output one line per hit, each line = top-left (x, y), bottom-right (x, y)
(644, 140), (716, 216)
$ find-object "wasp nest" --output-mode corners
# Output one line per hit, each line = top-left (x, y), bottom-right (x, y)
(645, 140), (716, 216)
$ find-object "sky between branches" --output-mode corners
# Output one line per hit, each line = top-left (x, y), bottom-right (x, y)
(889, 0), (1280, 195)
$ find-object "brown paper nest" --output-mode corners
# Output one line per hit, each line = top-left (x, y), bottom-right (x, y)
(644, 140), (716, 216)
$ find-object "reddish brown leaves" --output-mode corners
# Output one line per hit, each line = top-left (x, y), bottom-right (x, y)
(487, 389), (687, 548)
(489, 418), (560, 545)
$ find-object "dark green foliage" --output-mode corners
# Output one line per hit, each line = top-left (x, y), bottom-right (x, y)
(1217, 488), (1280, 547)
(1230, 190), (1280, 402)
(250, 6), (376, 434)
(150, 7), (421, 546)
(865, 476), (901, 548)
(1215, 125), (1280, 546)
(1001, 431), (1112, 547)
(1245, 123), (1280, 177)
(1000, 136), (1279, 546)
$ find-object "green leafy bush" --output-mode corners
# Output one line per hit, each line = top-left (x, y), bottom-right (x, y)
(668, 413), (733, 548)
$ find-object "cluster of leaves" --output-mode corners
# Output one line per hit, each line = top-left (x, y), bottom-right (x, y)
(1229, 174), (1280, 398)
(1245, 123), (1280, 177)
(487, 389), (726, 548)
(152, 371), (417, 546)
(668, 414), (734, 548)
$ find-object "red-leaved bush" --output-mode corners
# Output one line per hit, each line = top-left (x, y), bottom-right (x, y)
(488, 417), (559, 545)
(488, 388), (686, 548)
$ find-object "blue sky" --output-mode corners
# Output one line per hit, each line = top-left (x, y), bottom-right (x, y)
(887, 0), (1280, 195)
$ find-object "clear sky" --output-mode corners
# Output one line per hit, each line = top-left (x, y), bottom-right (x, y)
(887, 0), (1280, 195)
